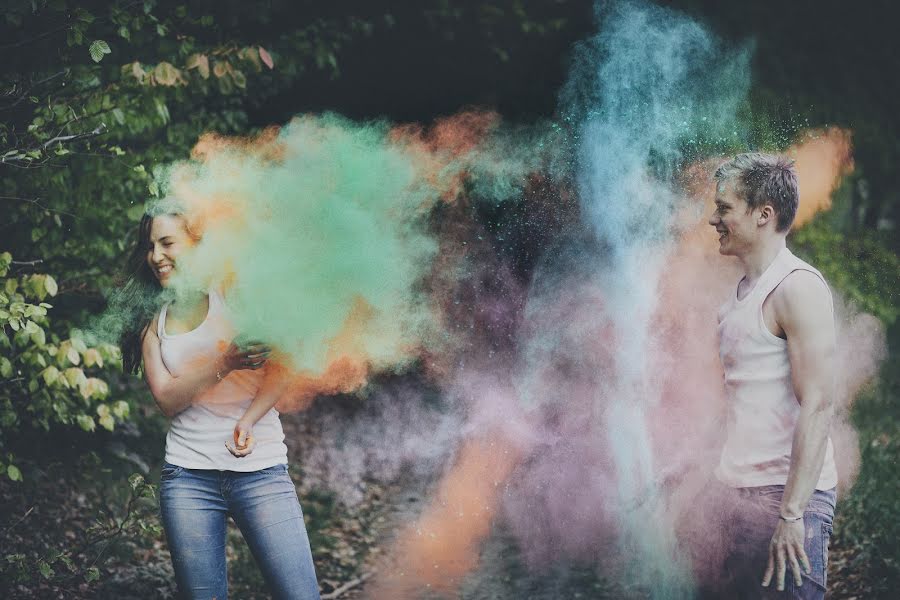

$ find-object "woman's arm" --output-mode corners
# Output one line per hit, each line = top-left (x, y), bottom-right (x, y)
(228, 361), (289, 457)
(141, 316), (227, 418)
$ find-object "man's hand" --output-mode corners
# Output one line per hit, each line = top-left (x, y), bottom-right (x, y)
(226, 419), (256, 458)
(762, 518), (811, 591)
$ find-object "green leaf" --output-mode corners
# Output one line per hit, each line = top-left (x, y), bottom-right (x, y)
(0, 252), (12, 276)
(185, 53), (210, 79)
(76, 414), (96, 432)
(129, 473), (145, 490)
(38, 560), (53, 579)
(44, 274), (58, 297)
(30, 326), (45, 346)
(98, 413), (115, 431)
(0, 357), (12, 378)
(64, 367), (87, 388)
(41, 365), (60, 386)
(85, 566), (100, 582)
(6, 464), (21, 482)
(89, 40), (111, 63)
(67, 346), (81, 366)
(83, 348), (103, 367)
(231, 69), (247, 89)
(126, 204), (146, 221)
(112, 401), (130, 419)
(153, 97), (170, 122)
(154, 62), (179, 86)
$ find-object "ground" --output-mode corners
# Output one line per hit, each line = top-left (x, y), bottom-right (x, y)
(1, 362), (898, 599)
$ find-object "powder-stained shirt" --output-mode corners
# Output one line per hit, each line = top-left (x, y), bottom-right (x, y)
(159, 289), (288, 471)
(715, 247), (838, 490)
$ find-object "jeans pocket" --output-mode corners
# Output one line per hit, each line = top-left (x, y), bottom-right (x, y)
(798, 516), (830, 590)
(821, 522), (833, 588)
(160, 463), (184, 481)
(258, 463), (288, 477)
(756, 485), (784, 497)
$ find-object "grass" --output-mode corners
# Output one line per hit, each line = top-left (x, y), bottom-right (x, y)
(829, 354), (900, 599)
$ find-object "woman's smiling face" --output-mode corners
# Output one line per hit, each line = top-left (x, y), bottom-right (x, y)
(146, 215), (194, 288)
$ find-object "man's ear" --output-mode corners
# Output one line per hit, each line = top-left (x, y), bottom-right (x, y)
(758, 204), (775, 226)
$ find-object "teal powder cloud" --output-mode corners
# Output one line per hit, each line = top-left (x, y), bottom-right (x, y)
(160, 114), (442, 374)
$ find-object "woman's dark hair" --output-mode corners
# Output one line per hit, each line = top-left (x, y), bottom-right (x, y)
(118, 213), (164, 374)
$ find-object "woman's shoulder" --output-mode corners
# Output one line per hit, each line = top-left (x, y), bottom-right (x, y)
(143, 313), (160, 340)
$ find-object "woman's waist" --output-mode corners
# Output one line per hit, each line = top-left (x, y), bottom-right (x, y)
(170, 403), (282, 430)
(192, 371), (264, 406)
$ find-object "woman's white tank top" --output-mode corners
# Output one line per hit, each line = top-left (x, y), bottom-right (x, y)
(159, 290), (287, 471)
(715, 247), (838, 490)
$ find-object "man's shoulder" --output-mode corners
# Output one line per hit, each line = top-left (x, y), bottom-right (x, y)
(770, 266), (833, 328)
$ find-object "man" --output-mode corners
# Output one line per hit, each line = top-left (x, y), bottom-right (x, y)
(707, 153), (838, 599)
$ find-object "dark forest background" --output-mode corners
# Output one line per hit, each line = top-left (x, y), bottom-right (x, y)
(1, 1), (897, 597)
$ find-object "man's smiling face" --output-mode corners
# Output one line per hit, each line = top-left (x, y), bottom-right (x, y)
(709, 179), (759, 257)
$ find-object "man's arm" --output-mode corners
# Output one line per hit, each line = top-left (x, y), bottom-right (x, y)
(762, 269), (836, 590)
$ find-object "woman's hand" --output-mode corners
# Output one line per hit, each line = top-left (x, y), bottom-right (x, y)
(226, 419), (256, 458)
(218, 341), (272, 377)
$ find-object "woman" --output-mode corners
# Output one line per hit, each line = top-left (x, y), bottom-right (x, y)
(120, 210), (321, 599)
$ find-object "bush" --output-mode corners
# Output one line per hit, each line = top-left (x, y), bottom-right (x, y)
(0, 252), (131, 480)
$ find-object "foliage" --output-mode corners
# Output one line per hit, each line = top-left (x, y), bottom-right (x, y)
(0, 252), (129, 479)
(830, 357), (900, 597)
(1, 463), (160, 597)
(792, 217), (899, 327)
(1, 0), (575, 313)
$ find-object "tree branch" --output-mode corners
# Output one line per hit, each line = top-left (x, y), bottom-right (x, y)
(0, 123), (108, 166)
(41, 122), (107, 149)
(10, 259), (44, 266)
(0, 22), (71, 51)
(0, 70), (68, 111)
(321, 572), (374, 599)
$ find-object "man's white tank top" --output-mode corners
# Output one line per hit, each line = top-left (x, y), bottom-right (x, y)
(159, 290), (288, 471)
(715, 247), (838, 490)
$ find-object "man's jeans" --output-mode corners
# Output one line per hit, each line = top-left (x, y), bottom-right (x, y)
(687, 482), (835, 600)
(159, 463), (321, 600)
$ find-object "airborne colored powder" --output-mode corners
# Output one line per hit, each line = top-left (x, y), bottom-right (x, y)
(137, 112), (552, 409)
(368, 1), (884, 599)
(161, 115), (439, 383)
(97, 0), (887, 597)
(515, 0), (752, 594)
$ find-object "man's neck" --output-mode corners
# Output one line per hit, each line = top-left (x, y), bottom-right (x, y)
(739, 237), (786, 282)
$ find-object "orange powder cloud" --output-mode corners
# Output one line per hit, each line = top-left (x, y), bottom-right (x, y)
(272, 298), (375, 413)
(391, 110), (501, 202)
(788, 127), (854, 228)
(371, 431), (522, 598)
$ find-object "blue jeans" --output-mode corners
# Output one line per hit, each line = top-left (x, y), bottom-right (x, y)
(159, 463), (321, 600)
(691, 482), (835, 599)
